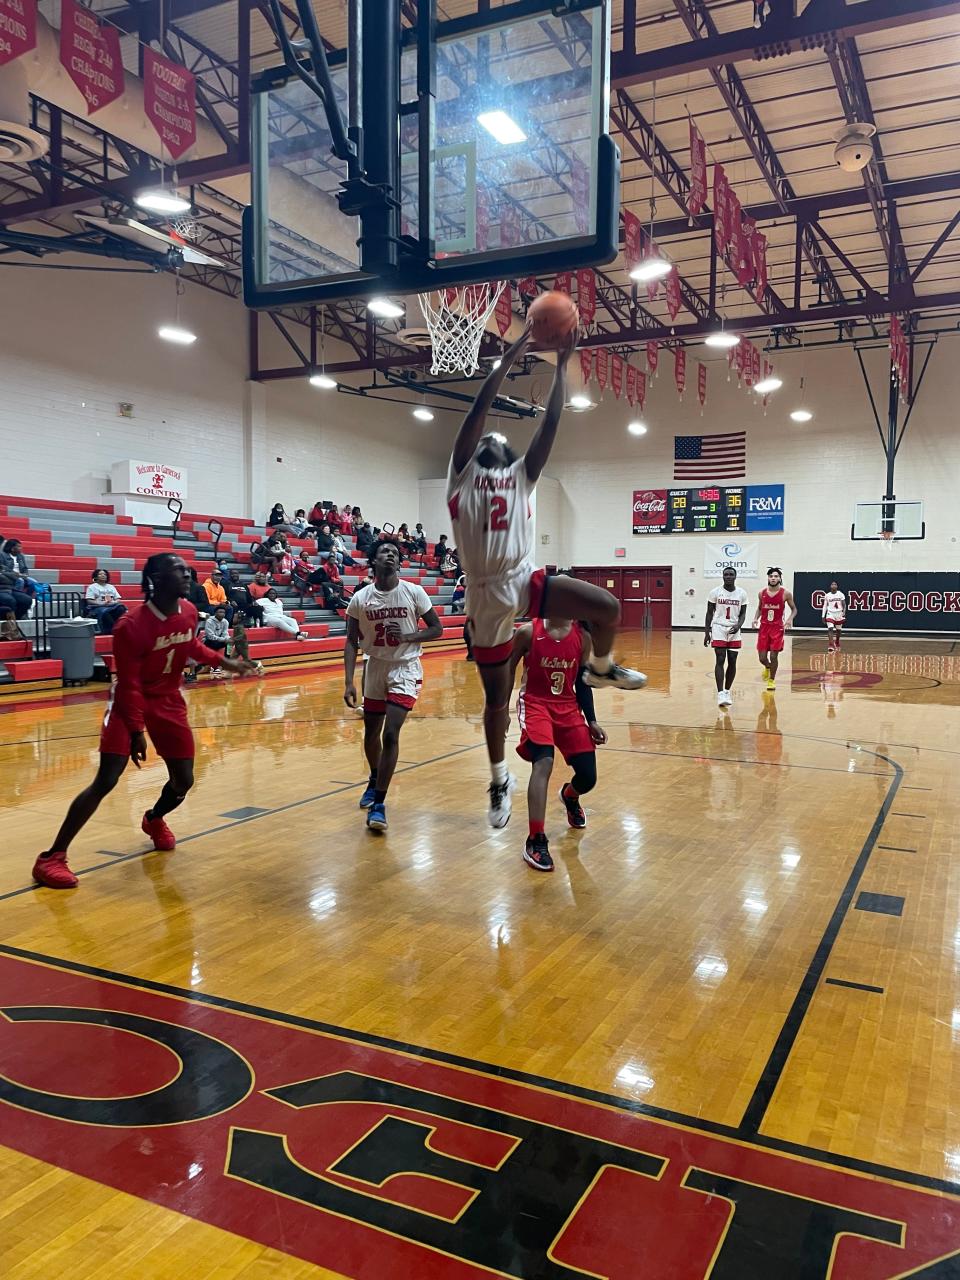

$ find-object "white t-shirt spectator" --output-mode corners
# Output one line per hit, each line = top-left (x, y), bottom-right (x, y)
(85, 581), (121, 607)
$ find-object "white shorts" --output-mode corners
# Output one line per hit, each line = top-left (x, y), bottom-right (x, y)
(465, 560), (548, 664)
(363, 656), (422, 712)
(825, 618), (844, 630)
(711, 623), (742, 648)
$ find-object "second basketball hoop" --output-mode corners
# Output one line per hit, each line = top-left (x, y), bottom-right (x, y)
(418, 283), (506, 377)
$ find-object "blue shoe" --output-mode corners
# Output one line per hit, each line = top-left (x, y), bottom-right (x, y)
(358, 782), (377, 809)
(367, 803), (387, 831)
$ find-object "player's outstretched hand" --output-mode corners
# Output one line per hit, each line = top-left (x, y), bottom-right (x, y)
(589, 722), (608, 746)
(221, 656), (257, 677)
(343, 683), (357, 709)
(130, 731), (147, 769)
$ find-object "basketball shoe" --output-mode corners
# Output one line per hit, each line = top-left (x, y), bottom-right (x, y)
(142, 811), (176, 851)
(560, 784), (586, 829)
(584, 662), (647, 690)
(367, 803), (388, 831)
(523, 833), (554, 872)
(358, 776), (377, 808)
(487, 774), (516, 828)
(32, 851), (78, 889)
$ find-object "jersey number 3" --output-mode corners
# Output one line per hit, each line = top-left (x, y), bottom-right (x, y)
(549, 671), (565, 696)
(487, 495), (509, 533)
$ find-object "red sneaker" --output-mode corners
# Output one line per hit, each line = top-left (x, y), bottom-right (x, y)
(32, 851), (78, 889)
(142, 811), (176, 851)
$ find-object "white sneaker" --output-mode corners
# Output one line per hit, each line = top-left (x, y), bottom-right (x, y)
(721, 689), (733, 706)
(487, 774), (516, 828)
(584, 663), (648, 690)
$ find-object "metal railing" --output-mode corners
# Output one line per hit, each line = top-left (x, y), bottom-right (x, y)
(167, 498), (184, 540)
(208, 518), (225, 562)
(31, 589), (83, 656)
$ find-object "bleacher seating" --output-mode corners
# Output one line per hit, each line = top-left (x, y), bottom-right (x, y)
(0, 495), (465, 692)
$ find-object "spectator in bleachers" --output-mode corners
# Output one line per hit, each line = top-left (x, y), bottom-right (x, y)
(396, 523), (413, 557)
(225, 569), (264, 625)
(325, 505), (343, 532)
(290, 509), (309, 536)
(249, 571), (272, 601)
(314, 523), (335, 557)
(267, 503), (298, 533)
(340, 502), (354, 531)
(351, 506), (363, 530)
(355, 522), (375, 555)
(1, 539), (40, 600)
(292, 547), (315, 592)
(434, 535), (450, 570)
(307, 500), (326, 534)
(84, 569), (127, 635)
(451, 574), (466, 614)
(331, 530), (356, 567)
(202, 568), (229, 617)
(0, 559), (31, 620)
(203, 608), (230, 662)
(261, 589), (308, 640)
(186, 568), (211, 621)
(411, 523), (427, 555)
(310, 554), (351, 611)
(256, 532), (290, 576)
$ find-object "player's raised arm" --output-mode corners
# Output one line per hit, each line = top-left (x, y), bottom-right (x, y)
(523, 329), (577, 484)
(450, 322), (532, 475)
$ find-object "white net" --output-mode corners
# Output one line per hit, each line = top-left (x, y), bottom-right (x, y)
(170, 218), (202, 242)
(418, 282), (505, 376)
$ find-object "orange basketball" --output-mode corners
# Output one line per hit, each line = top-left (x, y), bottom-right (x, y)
(527, 290), (579, 349)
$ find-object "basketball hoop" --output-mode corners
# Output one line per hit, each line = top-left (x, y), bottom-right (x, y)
(418, 282), (505, 376)
(879, 529), (895, 550)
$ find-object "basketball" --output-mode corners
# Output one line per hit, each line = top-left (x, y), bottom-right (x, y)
(527, 290), (579, 349)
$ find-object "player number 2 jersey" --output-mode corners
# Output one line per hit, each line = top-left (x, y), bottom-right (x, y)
(446, 454), (534, 582)
(347, 579), (432, 662)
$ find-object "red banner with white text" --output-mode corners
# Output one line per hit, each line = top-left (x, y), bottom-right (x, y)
(60, 0), (123, 114)
(144, 48), (196, 160)
(0, 0), (36, 66)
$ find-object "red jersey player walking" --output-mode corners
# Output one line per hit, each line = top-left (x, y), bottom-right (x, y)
(32, 553), (254, 889)
(509, 616), (607, 872)
(751, 566), (797, 690)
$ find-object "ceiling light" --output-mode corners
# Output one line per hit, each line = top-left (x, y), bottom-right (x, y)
(367, 297), (404, 319)
(629, 258), (673, 283)
(477, 110), (526, 145)
(492, 358), (502, 369)
(158, 324), (197, 345)
(627, 420), (648, 436)
(790, 408), (813, 423)
(309, 372), (337, 389)
(413, 406), (434, 422)
(704, 329), (740, 349)
(135, 186), (191, 215)
(569, 393), (593, 410)
(754, 376), (782, 395)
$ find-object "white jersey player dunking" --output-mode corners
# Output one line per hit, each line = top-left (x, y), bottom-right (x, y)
(822, 580), (846, 652)
(344, 538), (442, 832)
(446, 319), (646, 829)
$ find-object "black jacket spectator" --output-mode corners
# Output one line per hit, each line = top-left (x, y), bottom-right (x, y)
(314, 525), (335, 554)
(225, 570), (264, 625)
(355, 523), (375, 554)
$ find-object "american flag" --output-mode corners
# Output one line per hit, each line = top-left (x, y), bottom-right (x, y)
(674, 431), (746, 481)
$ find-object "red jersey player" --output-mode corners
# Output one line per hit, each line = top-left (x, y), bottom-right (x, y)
(32, 553), (254, 888)
(509, 616), (607, 872)
(752, 566), (797, 690)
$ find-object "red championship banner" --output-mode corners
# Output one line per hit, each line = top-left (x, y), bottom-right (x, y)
(500, 201), (521, 249)
(579, 347), (593, 387)
(731, 196), (753, 288)
(636, 368), (647, 411)
(0, 0), (35, 67)
(595, 348), (609, 392)
(517, 275), (538, 298)
(576, 269), (596, 325)
(753, 230), (768, 301)
(752, 342), (761, 386)
(571, 159), (591, 234)
(611, 354), (623, 399)
(633, 489), (668, 534)
(144, 48), (196, 161)
(554, 271), (572, 295)
(713, 163), (728, 255)
(626, 363), (637, 406)
(60, 0), (123, 114)
(688, 118), (708, 217)
(890, 314), (910, 396)
(674, 345), (687, 397)
(646, 339), (659, 376)
(664, 267), (681, 322)
(698, 361), (707, 407)
(735, 337), (746, 381)
(493, 282), (512, 337)
(623, 208), (642, 274)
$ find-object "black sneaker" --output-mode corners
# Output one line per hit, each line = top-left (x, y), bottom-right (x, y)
(523, 833), (554, 872)
(584, 662), (647, 690)
(560, 785), (586, 829)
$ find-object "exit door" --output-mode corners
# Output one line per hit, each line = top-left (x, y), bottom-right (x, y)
(570, 567), (672, 630)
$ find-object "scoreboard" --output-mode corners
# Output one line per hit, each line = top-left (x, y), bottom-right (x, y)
(633, 486), (746, 535)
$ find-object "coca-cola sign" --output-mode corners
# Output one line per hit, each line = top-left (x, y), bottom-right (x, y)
(633, 488), (668, 534)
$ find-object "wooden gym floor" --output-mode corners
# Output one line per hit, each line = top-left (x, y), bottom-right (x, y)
(1, 630), (959, 1277)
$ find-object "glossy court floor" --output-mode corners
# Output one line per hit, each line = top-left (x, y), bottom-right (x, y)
(1, 630), (959, 1278)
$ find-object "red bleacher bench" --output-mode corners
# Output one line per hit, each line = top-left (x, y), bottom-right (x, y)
(243, 638), (342, 659)
(6, 659), (62, 681)
(0, 640), (32, 661)
(0, 495), (112, 514)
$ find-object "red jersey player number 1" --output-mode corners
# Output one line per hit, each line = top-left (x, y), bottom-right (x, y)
(32, 553), (255, 890)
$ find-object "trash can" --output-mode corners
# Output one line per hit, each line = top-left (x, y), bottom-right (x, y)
(48, 618), (97, 685)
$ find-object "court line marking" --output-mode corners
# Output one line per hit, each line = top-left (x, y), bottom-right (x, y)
(825, 978), (885, 994)
(738, 747), (903, 1137)
(601, 745), (889, 777)
(0, 942), (957, 1201)
(878, 845), (918, 853)
(890, 812), (927, 819)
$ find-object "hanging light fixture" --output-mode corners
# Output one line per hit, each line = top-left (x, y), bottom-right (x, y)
(627, 420), (648, 436)
(790, 354), (813, 421)
(569, 392), (594, 410)
(309, 309), (337, 388)
(158, 272), (197, 345)
(367, 297), (405, 319)
(704, 328), (740, 350)
(629, 80), (674, 284)
(135, 186), (191, 215)
(413, 406), (434, 422)
(754, 374), (782, 394)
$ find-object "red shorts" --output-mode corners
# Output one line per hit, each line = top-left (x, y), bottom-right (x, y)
(711, 639), (741, 650)
(757, 625), (785, 653)
(100, 692), (195, 760)
(516, 695), (594, 764)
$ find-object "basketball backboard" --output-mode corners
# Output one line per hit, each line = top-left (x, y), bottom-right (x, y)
(243, 0), (618, 308)
(851, 500), (925, 541)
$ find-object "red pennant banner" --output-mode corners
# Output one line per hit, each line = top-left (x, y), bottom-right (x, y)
(571, 160), (591, 235)
(731, 195), (753, 288)
(554, 271), (572, 295)
(596, 348), (609, 391)
(646, 340), (659, 376)
(611, 355), (623, 399)
(752, 343), (761, 385)
(144, 48), (196, 161)
(742, 340), (754, 387)
(626, 363), (636, 406)
(890, 314), (910, 397)
(0, 0), (36, 67)
(753, 231), (768, 301)
(623, 209), (642, 273)
(579, 348), (593, 387)
(735, 338), (746, 380)
(688, 119), (708, 217)
(475, 187), (491, 252)
(674, 346), (687, 398)
(713, 164), (728, 256)
(664, 268), (681, 322)
(517, 276), (538, 298)
(576, 269), (596, 326)
(60, 0), (123, 114)
(494, 282), (513, 337)
(500, 201), (521, 249)
(698, 361), (707, 407)
(637, 369), (647, 412)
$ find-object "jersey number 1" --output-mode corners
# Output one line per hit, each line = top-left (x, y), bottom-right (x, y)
(487, 495), (509, 533)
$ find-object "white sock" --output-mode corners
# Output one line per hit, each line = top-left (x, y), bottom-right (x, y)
(491, 760), (508, 785)
(590, 652), (612, 674)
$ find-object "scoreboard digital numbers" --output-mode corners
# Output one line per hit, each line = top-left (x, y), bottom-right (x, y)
(633, 487), (746, 535)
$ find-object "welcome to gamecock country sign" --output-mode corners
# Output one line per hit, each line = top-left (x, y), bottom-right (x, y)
(110, 459), (188, 502)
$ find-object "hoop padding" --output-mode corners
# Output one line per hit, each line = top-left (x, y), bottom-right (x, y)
(418, 283), (505, 376)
